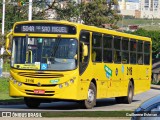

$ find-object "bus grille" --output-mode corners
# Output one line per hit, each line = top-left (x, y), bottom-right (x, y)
(25, 90), (54, 96)
(18, 72), (64, 78)
(24, 83), (57, 87)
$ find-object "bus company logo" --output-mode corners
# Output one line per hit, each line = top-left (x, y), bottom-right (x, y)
(50, 79), (60, 84)
(37, 82), (41, 87)
(104, 65), (112, 79)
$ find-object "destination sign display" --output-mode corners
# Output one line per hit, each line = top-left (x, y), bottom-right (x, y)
(14, 23), (76, 34)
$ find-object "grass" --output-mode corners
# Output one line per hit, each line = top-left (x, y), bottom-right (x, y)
(118, 18), (160, 26)
(0, 77), (23, 104)
(3, 63), (10, 72)
(117, 18), (160, 31)
(42, 111), (132, 117)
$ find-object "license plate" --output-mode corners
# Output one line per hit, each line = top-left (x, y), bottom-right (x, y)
(34, 90), (45, 94)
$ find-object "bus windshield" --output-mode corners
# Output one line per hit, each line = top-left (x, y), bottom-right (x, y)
(11, 37), (78, 70)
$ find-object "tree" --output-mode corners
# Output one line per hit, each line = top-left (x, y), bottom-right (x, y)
(81, 0), (121, 28)
(41, 0), (121, 28)
(55, 0), (81, 22)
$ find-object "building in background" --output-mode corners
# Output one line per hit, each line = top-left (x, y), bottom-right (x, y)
(118, 0), (140, 18)
(140, 0), (160, 19)
(118, 0), (160, 19)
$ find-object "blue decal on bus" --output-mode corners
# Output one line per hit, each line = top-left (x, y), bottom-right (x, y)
(41, 63), (48, 70)
(122, 65), (124, 73)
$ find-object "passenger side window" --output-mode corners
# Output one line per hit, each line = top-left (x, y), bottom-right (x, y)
(144, 42), (150, 65)
(130, 40), (137, 64)
(92, 33), (102, 62)
(121, 38), (129, 64)
(114, 36), (121, 63)
(137, 41), (143, 64)
(103, 35), (113, 63)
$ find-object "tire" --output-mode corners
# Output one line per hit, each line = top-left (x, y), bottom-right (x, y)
(152, 74), (159, 84)
(24, 97), (41, 109)
(81, 82), (96, 109)
(123, 81), (134, 104)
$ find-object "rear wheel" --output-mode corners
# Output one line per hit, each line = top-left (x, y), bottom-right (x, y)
(81, 82), (96, 109)
(152, 73), (159, 84)
(123, 81), (134, 104)
(24, 97), (41, 109)
(115, 81), (134, 104)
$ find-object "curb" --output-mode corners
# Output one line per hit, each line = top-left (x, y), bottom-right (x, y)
(151, 84), (160, 90)
(0, 99), (24, 105)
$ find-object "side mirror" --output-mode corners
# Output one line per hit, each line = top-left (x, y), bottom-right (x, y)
(74, 54), (78, 60)
(5, 32), (12, 55)
(82, 43), (88, 57)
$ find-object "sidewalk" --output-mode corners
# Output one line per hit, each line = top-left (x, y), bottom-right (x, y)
(2, 72), (10, 78)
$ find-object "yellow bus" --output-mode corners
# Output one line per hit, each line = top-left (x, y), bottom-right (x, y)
(6, 20), (152, 109)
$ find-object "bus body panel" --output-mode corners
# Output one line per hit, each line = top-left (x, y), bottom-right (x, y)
(8, 20), (152, 104)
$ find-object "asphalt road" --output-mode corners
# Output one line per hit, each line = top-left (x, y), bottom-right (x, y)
(0, 89), (159, 112)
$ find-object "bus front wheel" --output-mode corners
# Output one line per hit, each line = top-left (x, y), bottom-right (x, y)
(83, 82), (96, 109)
(24, 97), (41, 109)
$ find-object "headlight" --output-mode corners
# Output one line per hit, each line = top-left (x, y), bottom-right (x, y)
(59, 84), (63, 88)
(11, 77), (22, 86)
(65, 82), (69, 87)
(13, 80), (17, 84)
(70, 79), (74, 83)
(18, 82), (22, 86)
(10, 76), (14, 81)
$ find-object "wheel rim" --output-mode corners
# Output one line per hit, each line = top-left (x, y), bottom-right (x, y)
(128, 86), (133, 100)
(87, 89), (95, 104)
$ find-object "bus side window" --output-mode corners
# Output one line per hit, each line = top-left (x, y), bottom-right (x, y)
(114, 36), (121, 63)
(137, 41), (143, 64)
(92, 33), (102, 62)
(130, 40), (137, 64)
(121, 38), (129, 64)
(103, 34), (113, 63)
(79, 31), (90, 75)
(144, 42), (150, 65)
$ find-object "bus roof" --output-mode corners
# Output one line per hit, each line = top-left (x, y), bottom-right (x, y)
(13, 20), (151, 42)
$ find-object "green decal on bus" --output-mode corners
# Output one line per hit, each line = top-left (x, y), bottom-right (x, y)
(104, 65), (112, 79)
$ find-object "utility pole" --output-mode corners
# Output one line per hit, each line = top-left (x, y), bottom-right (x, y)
(28, 0), (32, 20)
(2, 0), (5, 36)
(1, 0), (5, 77)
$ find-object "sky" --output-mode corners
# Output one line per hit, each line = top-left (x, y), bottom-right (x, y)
(126, 0), (139, 2)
